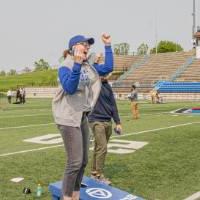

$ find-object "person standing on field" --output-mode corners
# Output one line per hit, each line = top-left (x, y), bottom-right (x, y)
(128, 84), (139, 119)
(7, 89), (12, 104)
(52, 33), (113, 200)
(88, 74), (122, 185)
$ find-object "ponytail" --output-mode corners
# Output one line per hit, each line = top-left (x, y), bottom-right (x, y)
(63, 49), (70, 59)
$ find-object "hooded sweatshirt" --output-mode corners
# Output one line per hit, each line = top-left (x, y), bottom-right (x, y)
(52, 46), (113, 127)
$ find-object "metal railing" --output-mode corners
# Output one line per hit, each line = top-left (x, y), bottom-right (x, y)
(169, 56), (195, 81)
(112, 55), (149, 87)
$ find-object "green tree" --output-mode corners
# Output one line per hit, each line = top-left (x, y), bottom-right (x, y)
(8, 69), (17, 76)
(137, 43), (149, 55)
(150, 40), (183, 54)
(114, 43), (130, 55)
(23, 67), (32, 73)
(114, 44), (120, 55)
(0, 70), (6, 76)
(34, 59), (50, 71)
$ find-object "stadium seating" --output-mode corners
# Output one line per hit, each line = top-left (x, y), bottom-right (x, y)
(24, 52), (200, 102)
(108, 55), (143, 80)
(176, 58), (200, 82)
(156, 81), (200, 93)
(112, 51), (195, 93)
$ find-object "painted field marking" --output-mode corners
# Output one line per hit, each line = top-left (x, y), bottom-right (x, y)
(0, 110), (170, 120)
(184, 192), (200, 200)
(0, 112), (163, 120)
(24, 135), (148, 154)
(0, 110), (187, 130)
(0, 123), (54, 130)
(102, 140), (148, 154)
(0, 121), (199, 157)
(24, 134), (61, 144)
(0, 112), (167, 130)
(0, 113), (51, 119)
(111, 121), (200, 139)
(0, 145), (63, 157)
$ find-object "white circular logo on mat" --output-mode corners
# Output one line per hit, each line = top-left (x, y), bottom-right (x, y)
(86, 188), (112, 198)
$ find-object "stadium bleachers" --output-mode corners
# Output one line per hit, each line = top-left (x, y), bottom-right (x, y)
(108, 55), (143, 80)
(112, 51), (195, 93)
(176, 58), (200, 82)
(24, 52), (200, 102)
(156, 81), (200, 93)
(152, 81), (200, 101)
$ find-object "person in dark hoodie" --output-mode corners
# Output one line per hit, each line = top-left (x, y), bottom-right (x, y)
(52, 34), (113, 200)
(88, 66), (122, 185)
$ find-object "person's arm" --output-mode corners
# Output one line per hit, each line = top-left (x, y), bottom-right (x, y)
(59, 46), (85, 95)
(93, 45), (113, 76)
(110, 89), (122, 133)
(109, 87), (121, 125)
(58, 63), (81, 95)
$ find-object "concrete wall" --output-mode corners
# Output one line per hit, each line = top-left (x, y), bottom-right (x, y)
(25, 87), (57, 98)
(114, 92), (200, 102)
(23, 87), (200, 102)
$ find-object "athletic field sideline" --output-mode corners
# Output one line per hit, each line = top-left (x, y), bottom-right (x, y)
(0, 98), (200, 200)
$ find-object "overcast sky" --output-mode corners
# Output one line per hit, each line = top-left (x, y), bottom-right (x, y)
(0, 0), (199, 71)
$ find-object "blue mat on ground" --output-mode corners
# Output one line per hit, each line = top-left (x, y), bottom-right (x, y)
(49, 176), (144, 200)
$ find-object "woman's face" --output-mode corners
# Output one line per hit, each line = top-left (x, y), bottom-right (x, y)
(74, 42), (90, 60)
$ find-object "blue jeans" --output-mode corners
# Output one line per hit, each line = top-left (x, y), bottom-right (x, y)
(57, 114), (89, 197)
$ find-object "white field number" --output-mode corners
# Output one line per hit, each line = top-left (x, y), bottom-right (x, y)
(24, 134), (148, 154)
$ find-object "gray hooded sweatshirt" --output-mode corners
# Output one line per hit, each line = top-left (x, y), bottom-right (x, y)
(52, 56), (101, 127)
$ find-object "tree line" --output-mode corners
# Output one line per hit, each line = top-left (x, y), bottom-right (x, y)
(0, 40), (184, 76)
(114, 40), (183, 56)
(0, 58), (51, 76)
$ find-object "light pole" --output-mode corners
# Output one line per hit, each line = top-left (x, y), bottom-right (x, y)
(192, 0), (196, 39)
(155, 14), (158, 54)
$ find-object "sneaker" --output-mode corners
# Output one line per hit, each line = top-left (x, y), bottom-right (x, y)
(97, 174), (112, 185)
(90, 171), (98, 179)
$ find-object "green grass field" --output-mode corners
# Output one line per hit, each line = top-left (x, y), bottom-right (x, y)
(0, 70), (57, 92)
(0, 98), (200, 200)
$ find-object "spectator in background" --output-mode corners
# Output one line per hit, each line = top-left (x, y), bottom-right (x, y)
(150, 89), (156, 104)
(128, 85), (139, 119)
(7, 89), (12, 104)
(150, 89), (163, 104)
(88, 62), (122, 185)
(16, 88), (21, 103)
(19, 88), (23, 104)
(22, 88), (26, 104)
(155, 91), (163, 104)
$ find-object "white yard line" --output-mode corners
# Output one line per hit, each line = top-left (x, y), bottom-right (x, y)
(0, 121), (199, 157)
(0, 113), (167, 130)
(0, 122), (55, 130)
(0, 113), (51, 119)
(0, 111), (169, 119)
(111, 121), (200, 139)
(121, 112), (170, 118)
(184, 192), (200, 200)
(0, 145), (63, 157)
